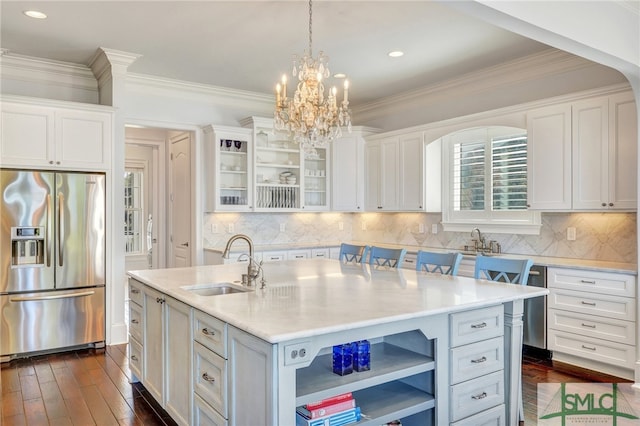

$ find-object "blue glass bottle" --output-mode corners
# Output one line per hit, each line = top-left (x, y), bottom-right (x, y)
(332, 344), (353, 376)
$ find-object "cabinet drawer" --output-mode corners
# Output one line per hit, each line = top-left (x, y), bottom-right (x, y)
(451, 305), (503, 347)
(548, 330), (636, 369)
(194, 342), (227, 418)
(262, 251), (286, 262)
(128, 302), (143, 343)
(129, 337), (143, 381)
(194, 394), (227, 426)
(450, 370), (504, 422)
(287, 249), (310, 260)
(311, 248), (329, 258)
(401, 253), (417, 270)
(548, 289), (635, 321)
(451, 404), (505, 426)
(451, 337), (504, 385)
(194, 310), (227, 358)
(548, 309), (636, 345)
(128, 279), (144, 306)
(548, 268), (635, 297)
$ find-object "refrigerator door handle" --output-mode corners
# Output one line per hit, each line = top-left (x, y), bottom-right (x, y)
(46, 194), (52, 267)
(57, 192), (64, 267)
(10, 290), (95, 302)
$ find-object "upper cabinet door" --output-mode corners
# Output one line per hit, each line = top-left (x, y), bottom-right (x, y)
(1, 103), (55, 168)
(571, 96), (609, 210)
(398, 132), (424, 211)
(526, 104), (572, 210)
(1, 99), (112, 171)
(331, 135), (364, 212)
(608, 92), (637, 210)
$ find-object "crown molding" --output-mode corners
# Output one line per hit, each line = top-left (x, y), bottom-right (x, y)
(0, 52), (98, 92)
(89, 47), (141, 86)
(354, 48), (597, 117)
(126, 72), (273, 107)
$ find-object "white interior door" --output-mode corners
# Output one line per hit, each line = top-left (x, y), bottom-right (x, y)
(170, 132), (192, 267)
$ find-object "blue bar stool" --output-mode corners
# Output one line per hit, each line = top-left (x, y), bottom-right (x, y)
(416, 251), (463, 275)
(368, 246), (406, 268)
(338, 243), (370, 264)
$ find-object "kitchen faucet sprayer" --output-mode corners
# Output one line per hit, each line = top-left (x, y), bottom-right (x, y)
(223, 234), (264, 288)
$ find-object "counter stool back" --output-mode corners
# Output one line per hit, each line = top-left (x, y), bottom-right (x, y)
(474, 255), (534, 285)
(368, 246), (407, 268)
(416, 251), (463, 275)
(339, 243), (370, 264)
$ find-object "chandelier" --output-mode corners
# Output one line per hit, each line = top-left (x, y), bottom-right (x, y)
(274, 0), (352, 155)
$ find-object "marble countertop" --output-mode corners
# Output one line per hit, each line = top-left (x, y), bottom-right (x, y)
(204, 241), (637, 274)
(128, 259), (547, 344)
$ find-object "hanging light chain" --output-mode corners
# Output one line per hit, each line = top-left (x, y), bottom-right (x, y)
(308, 0), (313, 57)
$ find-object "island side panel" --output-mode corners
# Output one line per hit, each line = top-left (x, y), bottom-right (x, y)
(503, 299), (525, 425)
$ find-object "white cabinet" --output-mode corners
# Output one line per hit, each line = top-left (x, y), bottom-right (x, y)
(203, 125), (253, 212)
(1, 98), (112, 170)
(136, 281), (192, 426)
(302, 146), (330, 211)
(365, 132), (441, 212)
(547, 268), (636, 379)
(526, 104), (572, 210)
(449, 305), (505, 423)
(527, 91), (637, 211)
(365, 138), (399, 210)
(193, 310), (229, 424)
(331, 131), (367, 211)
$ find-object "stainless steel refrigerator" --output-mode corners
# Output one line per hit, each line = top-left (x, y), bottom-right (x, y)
(1, 169), (106, 360)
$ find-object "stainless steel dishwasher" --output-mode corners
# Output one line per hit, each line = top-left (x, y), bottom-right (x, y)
(523, 265), (548, 355)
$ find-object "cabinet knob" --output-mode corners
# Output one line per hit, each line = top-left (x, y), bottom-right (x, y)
(56, 161), (60, 165)
(49, 161), (54, 164)
(526, 204), (531, 208)
(131, 355), (139, 361)
(609, 202), (614, 207)
(377, 206), (382, 209)
(202, 328), (215, 336)
(131, 319), (139, 324)
(602, 202), (607, 207)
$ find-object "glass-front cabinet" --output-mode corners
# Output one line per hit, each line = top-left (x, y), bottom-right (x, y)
(302, 146), (330, 211)
(203, 125), (253, 211)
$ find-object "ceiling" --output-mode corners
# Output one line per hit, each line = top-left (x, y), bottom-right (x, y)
(0, 1), (556, 105)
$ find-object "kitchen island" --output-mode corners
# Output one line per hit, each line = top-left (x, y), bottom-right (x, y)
(127, 259), (548, 426)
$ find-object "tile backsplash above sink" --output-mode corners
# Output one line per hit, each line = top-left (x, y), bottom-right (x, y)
(202, 211), (637, 264)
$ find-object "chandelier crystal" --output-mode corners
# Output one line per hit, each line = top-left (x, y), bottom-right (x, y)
(274, 0), (352, 155)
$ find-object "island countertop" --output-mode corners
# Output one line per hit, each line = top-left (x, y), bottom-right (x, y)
(128, 259), (548, 344)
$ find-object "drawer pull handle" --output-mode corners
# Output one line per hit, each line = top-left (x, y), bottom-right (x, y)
(471, 392), (488, 400)
(471, 322), (487, 329)
(131, 319), (139, 324)
(202, 372), (216, 383)
(580, 301), (596, 306)
(131, 289), (140, 294)
(580, 279), (596, 284)
(202, 328), (215, 336)
(581, 345), (596, 351)
(471, 356), (487, 364)
(131, 355), (138, 361)
(581, 323), (596, 329)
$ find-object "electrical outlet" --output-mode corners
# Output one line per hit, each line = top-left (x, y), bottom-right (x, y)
(228, 223), (234, 233)
(212, 224), (218, 233)
(280, 223), (286, 232)
(567, 227), (576, 241)
(361, 222), (367, 231)
(432, 224), (438, 234)
(338, 221), (344, 231)
(418, 223), (425, 234)
(284, 341), (311, 365)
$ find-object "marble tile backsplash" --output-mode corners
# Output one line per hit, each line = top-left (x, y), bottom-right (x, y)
(203, 212), (637, 263)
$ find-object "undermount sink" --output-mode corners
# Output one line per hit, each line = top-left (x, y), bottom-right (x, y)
(181, 282), (250, 296)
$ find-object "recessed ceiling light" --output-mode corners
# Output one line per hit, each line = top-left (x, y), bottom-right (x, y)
(334, 73), (347, 79)
(388, 51), (404, 58)
(23, 10), (47, 19)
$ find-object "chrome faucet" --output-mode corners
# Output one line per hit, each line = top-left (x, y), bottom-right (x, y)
(222, 234), (263, 287)
(471, 227), (484, 250)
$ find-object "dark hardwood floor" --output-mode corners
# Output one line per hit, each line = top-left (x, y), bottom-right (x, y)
(1, 344), (633, 425)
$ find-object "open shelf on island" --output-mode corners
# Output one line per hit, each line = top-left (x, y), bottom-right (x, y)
(296, 341), (434, 405)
